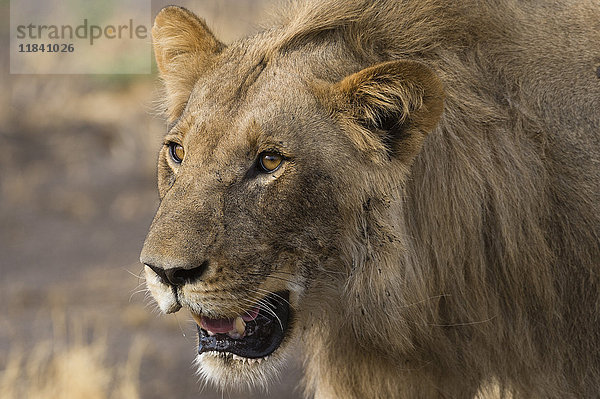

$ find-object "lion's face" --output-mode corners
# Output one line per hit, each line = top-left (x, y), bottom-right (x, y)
(141, 52), (348, 386)
(141, 6), (443, 389)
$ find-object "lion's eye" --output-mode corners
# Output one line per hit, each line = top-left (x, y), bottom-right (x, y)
(258, 152), (283, 173)
(168, 142), (185, 164)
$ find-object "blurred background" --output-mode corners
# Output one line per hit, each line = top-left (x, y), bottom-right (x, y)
(0, 0), (304, 397)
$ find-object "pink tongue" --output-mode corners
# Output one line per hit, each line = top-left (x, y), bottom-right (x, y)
(201, 306), (260, 333)
(201, 317), (234, 333)
(242, 306), (260, 321)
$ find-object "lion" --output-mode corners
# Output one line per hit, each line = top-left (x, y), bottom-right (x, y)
(140, 0), (600, 397)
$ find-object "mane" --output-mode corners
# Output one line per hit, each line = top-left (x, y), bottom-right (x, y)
(268, 0), (485, 60)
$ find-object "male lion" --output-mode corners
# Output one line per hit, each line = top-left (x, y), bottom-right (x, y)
(140, 0), (600, 397)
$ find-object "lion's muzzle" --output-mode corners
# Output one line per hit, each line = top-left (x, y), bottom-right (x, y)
(141, 254), (292, 361)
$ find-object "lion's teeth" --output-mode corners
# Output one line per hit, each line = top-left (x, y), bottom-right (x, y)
(227, 330), (242, 339)
(234, 316), (246, 335)
(227, 317), (245, 339)
(230, 354), (267, 364)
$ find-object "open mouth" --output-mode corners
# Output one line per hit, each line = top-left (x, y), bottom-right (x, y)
(194, 291), (290, 360)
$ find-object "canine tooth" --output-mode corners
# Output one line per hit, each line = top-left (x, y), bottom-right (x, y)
(234, 316), (246, 335)
(227, 330), (243, 339)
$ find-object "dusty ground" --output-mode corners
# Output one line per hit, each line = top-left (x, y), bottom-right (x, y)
(0, 1), (304, 398)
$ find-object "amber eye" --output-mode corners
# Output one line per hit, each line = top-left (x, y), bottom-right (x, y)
(258, 152), (283, 173)
(168, 142), (185, 164)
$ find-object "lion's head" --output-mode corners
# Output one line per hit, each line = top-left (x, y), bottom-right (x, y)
(140, 5), (443, 389)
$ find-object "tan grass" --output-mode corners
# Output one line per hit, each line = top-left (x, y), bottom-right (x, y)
(0, 317), (146, 399)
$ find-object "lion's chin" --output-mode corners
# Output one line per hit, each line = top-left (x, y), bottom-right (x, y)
(195, 348), (289, 390)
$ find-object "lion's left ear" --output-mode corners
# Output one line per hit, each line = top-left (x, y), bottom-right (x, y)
(152, 6), (225, 121)
(330, 60), (444, 163)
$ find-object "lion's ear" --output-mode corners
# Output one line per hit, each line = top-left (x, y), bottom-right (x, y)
(152, 6), (225, 121)
(332, 60), (444, 163)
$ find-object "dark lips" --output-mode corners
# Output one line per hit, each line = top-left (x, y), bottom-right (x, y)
(197, 291), (291, 359)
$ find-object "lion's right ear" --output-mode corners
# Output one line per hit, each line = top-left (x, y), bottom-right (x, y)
(324, 60), (444, 164)
(152, 6), (225, 121)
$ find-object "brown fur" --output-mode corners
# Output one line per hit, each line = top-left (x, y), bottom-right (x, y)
(141, 1), (600, 397)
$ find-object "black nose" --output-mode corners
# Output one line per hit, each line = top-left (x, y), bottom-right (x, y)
(146, 261), (209, 287)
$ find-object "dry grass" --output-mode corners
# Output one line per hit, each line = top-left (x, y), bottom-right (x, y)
(0, 315), (146, 399)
